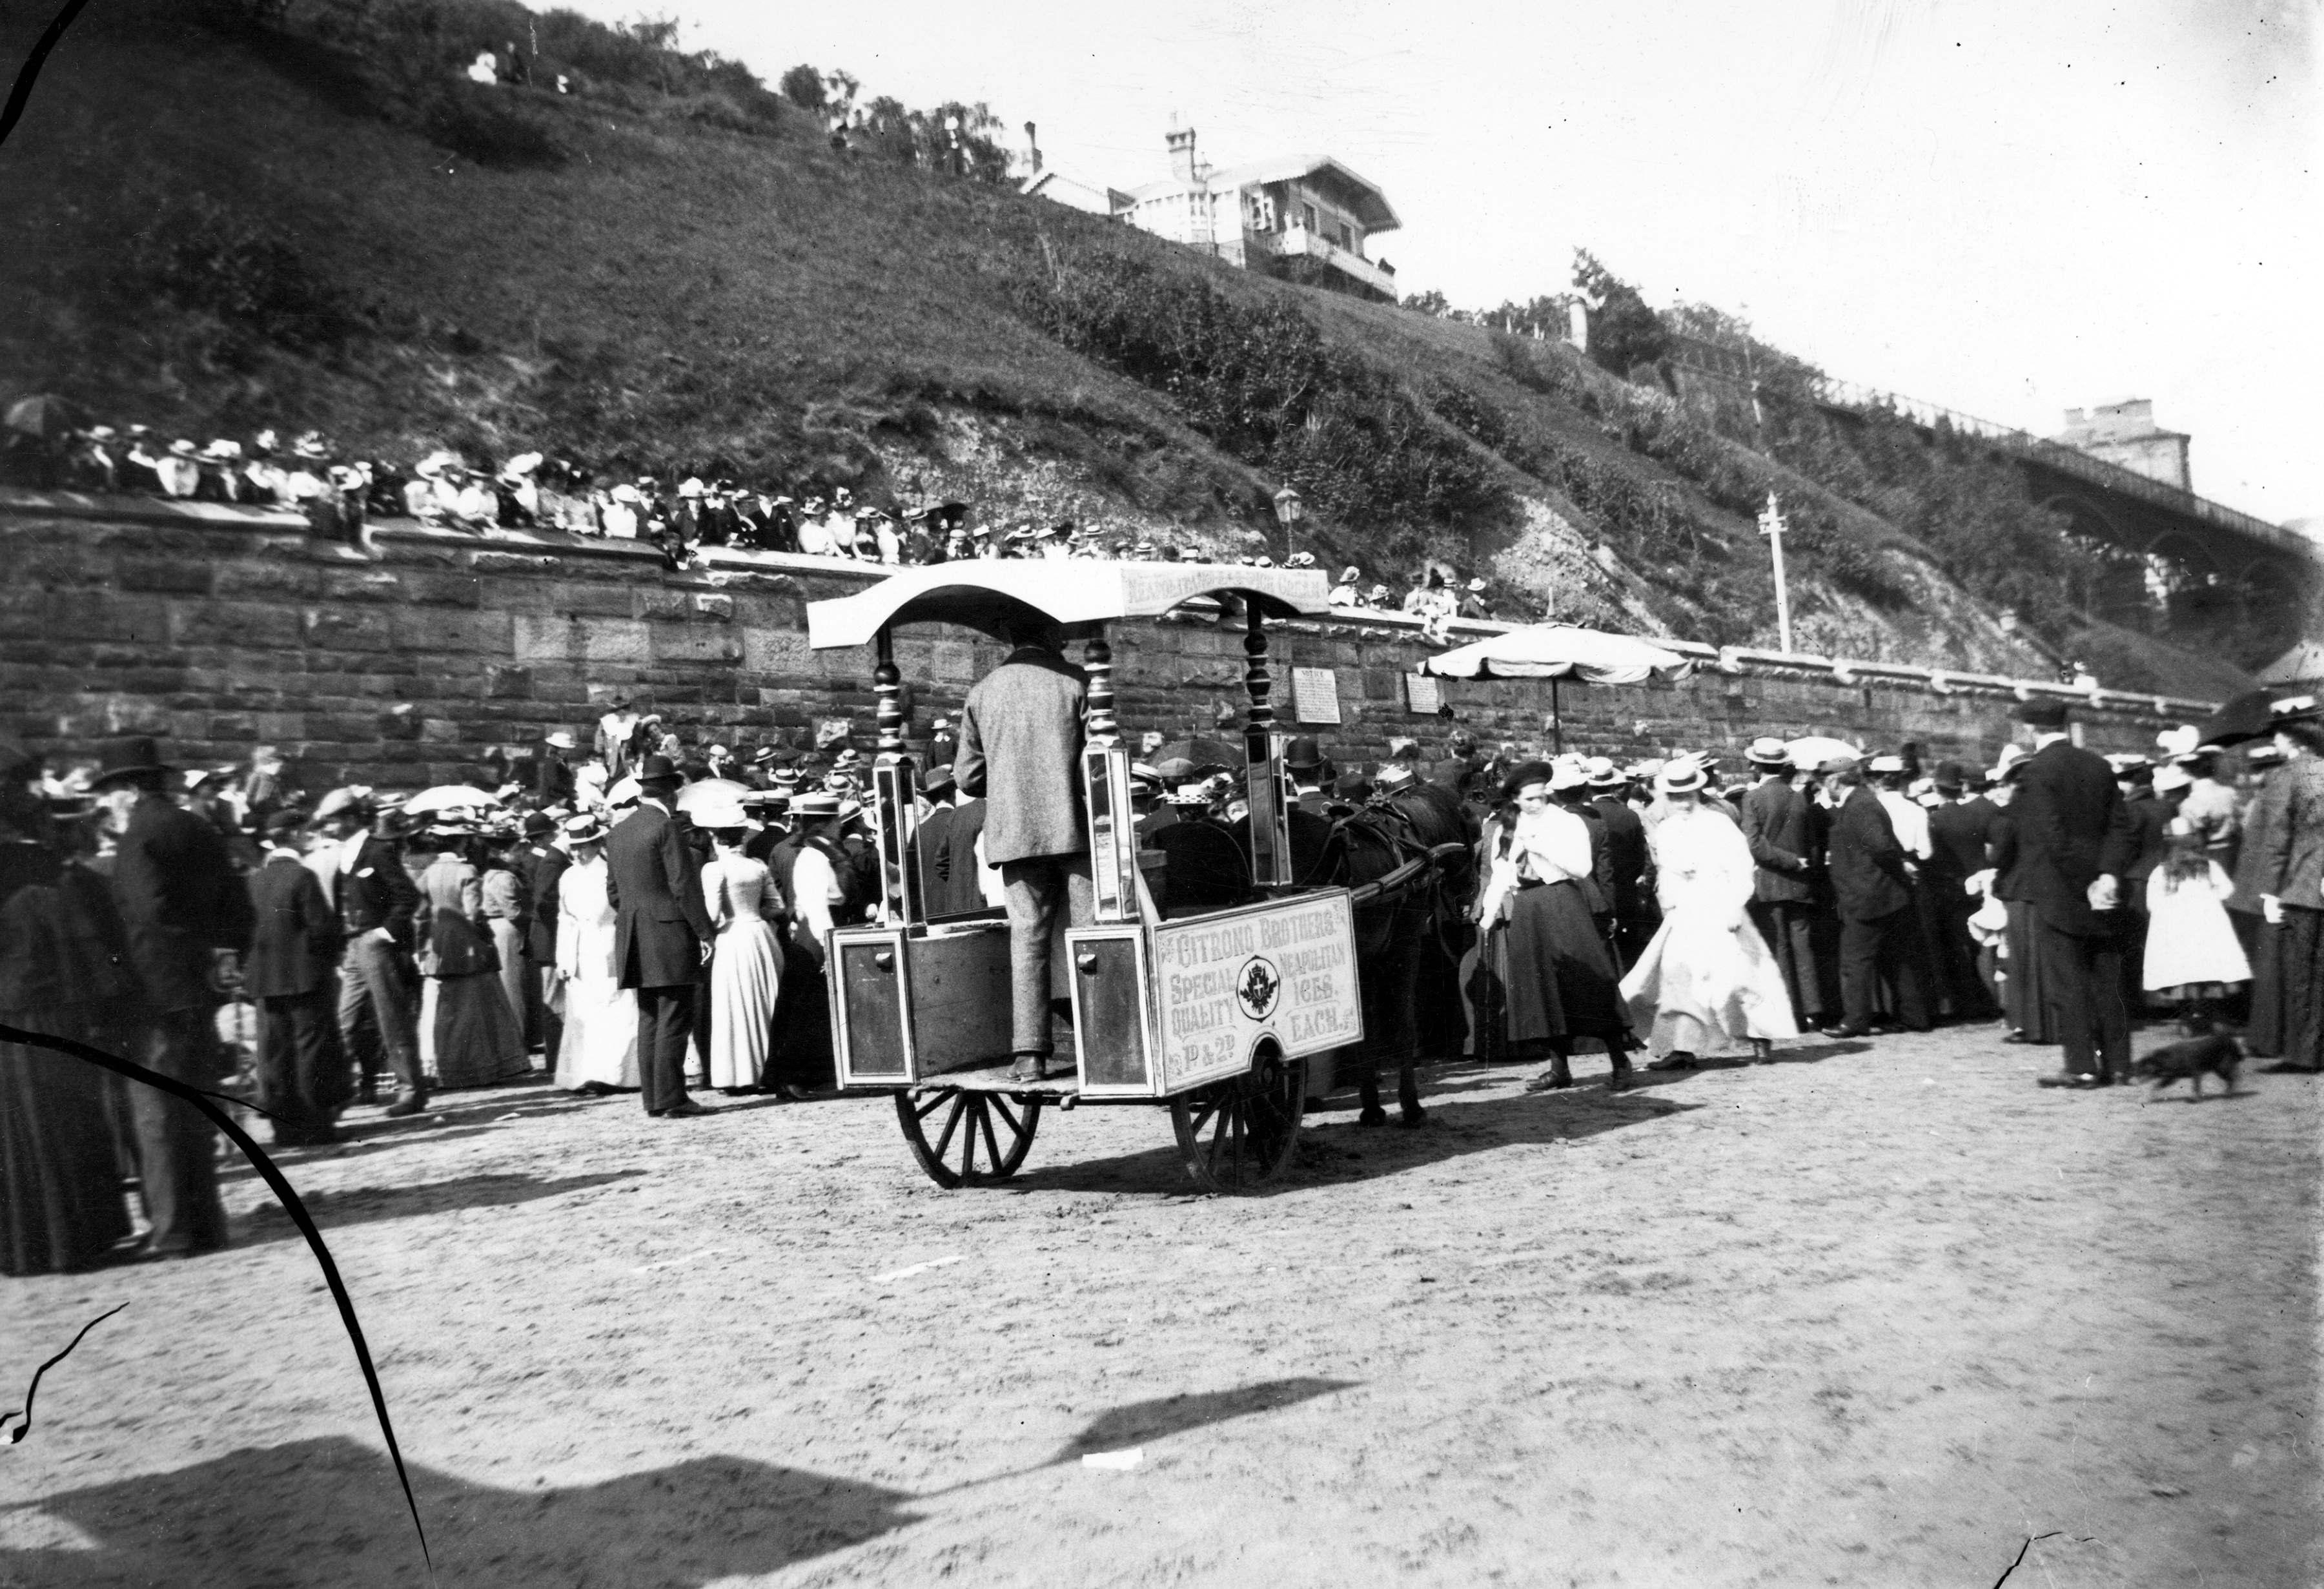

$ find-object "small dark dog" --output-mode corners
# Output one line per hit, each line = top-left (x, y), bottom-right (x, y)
(2132, 1031), (2243, 1100)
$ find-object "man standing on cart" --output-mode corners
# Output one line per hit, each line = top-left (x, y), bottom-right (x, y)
(956, 617), (1092, 1082)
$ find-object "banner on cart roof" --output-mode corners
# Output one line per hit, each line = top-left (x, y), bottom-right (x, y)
(1148, 890), (1363, 1093)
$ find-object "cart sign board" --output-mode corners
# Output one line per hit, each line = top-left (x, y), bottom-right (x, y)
(1148, 890), (1363, 1093)
(1290, 666), (1343, 725)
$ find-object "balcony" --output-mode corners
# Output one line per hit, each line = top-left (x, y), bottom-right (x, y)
(1253, 225), (1396, 298)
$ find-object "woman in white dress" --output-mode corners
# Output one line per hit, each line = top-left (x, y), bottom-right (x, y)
(701, 820), (782, 1093)
(551, 815), (639, 1093)
(1620, 757), (1800, 1067)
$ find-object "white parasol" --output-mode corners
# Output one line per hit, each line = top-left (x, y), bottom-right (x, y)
(1418, 624), (1695, 684)
(402, 784), (505, 815)
(675, 778), (757, 828)
(1784, 736), (1864, 770)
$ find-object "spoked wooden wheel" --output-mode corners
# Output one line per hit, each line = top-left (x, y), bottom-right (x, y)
(1169, 1049), (1306, 1194)
(895, 1089), (1042, 1189)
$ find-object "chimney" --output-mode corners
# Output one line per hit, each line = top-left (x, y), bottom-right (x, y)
(1022, 119), (1042, 176)
(1166, 125), (1198, 183)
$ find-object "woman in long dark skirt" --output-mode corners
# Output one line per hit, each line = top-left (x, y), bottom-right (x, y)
(1, 751), (139, 1275)
(1475, 763), (1634, 1091)
(766, 795), (856, 1094)
(1986, 766), (2055, 1046)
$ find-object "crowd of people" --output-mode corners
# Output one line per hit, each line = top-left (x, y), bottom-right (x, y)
(8, 679), (2315, 1276)
(0, 407), (1509, 611)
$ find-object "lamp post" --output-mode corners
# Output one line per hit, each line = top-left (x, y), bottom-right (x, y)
(1272, 485), (1304, 563)
(1757, 491), (1793, 655)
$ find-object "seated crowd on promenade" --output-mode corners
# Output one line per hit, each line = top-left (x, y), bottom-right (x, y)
(0, 409), (1508, 619)
(9, 683), (2314, 1278)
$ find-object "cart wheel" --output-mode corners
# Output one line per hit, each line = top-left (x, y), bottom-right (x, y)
(895, 1089), (1042, 1189)
(1170, 1049), (1305, 1194)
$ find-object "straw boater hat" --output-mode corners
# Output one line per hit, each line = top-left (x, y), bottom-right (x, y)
(1656, 755), (1709, 797)
(167, 438), (199, 458)
(1548, 755), (1591, 793)
(1584, 756), (1625, 790)
(1867, 753), (1907, 776)
(1744, 736), (1791, 768)
(544, 729), (577, 750)
(562, 812), (607, 845)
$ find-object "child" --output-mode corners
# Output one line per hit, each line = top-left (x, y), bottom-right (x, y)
(2143, 819), (2251, 1028)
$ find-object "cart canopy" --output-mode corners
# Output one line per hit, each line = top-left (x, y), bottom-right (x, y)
(806, 562), (1334, 650)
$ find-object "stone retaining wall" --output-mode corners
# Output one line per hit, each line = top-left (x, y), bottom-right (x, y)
(3, 495), (2209, 787)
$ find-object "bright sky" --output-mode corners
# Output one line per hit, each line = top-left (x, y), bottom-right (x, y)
(567, 0), (2321, 524)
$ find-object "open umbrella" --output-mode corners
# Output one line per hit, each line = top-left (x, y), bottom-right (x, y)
(1418, 624), (1695, 684)
(1155, 737), (1245, 775)
(5, 394), (87, 441)
(1784, 736), (1865, 770)
(675, 777), (754, 814)
(2193, 688), (2276, 750)
(403, 784), (505, 815)
(1418, 624), (1694, 753)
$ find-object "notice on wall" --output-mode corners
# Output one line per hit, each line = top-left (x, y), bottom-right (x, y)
(1149, 892), (1363, 1094)
(1404, 673), (1443, 715)
(1290, 666), (1343, 724)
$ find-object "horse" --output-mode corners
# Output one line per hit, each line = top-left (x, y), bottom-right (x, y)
(1303, 792), (1474, 1127)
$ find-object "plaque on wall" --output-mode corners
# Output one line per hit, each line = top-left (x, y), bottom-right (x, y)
(1404, 673), (1443, 715)
(1290, 666), (1343, 724)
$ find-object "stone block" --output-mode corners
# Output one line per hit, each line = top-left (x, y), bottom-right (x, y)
(215, 562), (325, 600)
(398, 570), (485, 608)
(420, 717), (462, 744)
(390, 608), (514, 655)
(304, 608), (394, 651)
(485, 664), (533, 699)
(635, 588), (691, 622)
(544, 582), (636, 619)
(581, 619), (653, 666)
(171, 601), (303, 650)
(742, 628), (811, 675)
(322, 569), (404, 602)
(653, 623), (742, 665)
(115, 557), (214, 595)
(378, 706), (423, 741)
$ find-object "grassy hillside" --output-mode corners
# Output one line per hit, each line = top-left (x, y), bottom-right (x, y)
(0, 0), (2247, 694)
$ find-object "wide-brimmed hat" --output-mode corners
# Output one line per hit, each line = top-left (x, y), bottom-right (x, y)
(1548, 755), (1591, 793)
(2152, 763), (2194, 794)
(544, 729), (578, 750)
(1989, 744), (2029, 782)
(1656, 756), (1709, 797)
(89, 737), (174, 788)
(1745, 736), (1791, 767)
(1466, 577), (1487, 592)
(606, 777), (642, 808)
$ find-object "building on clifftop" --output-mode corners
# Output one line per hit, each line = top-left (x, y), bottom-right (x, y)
(2054, 400), (2193, 491)
(1114, 125), (1402, 302)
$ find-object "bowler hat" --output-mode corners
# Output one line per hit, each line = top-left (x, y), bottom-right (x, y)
(1332, 770), (1374, 801)
(2016, 698), (2071, 730)
(1932, 759), (1967, 791)
(89, 737), (174, 789)
(921, 763), (957, 800)
(635, 753), (681, 784)
(1284, 735), (1324, 771)
(521, 810), (555, 837)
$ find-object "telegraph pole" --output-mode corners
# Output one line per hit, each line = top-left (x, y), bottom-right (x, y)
(1757, 491), (1793, 654)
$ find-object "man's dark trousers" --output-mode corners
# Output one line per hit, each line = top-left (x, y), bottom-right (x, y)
(1749, 899), (1822, 1025)
(637, 985), (695, 1112)
(2039, 913), (2130, 1080)
(1839, 907), (1928, 1032)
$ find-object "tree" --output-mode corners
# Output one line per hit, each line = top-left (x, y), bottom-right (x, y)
(1571, 249), (1669, 378)
(1402, 289), (1451, 316)
(779, 64), (824, 109)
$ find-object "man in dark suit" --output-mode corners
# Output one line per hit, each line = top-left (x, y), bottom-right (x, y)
(1285, 737), (1333, 819)
(515, 812), (571, 1071)
(1926, 761), (1999, 1020)
(2012, 701), (2137, 1087)
(606, 753), (717, 1116)
(95, 738), (254, 1260)
(244, 810), (347, 1146)
(2112, 757), (2173, 1016)
(1819, 758), (1927, 1036)
(956, 621), (1090, 1081)
(1586, 759), (1658, 971)
(536, 730), (579, 807)
(313, 787), (425, 1115)
(1740, 739), (1824, 1026)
